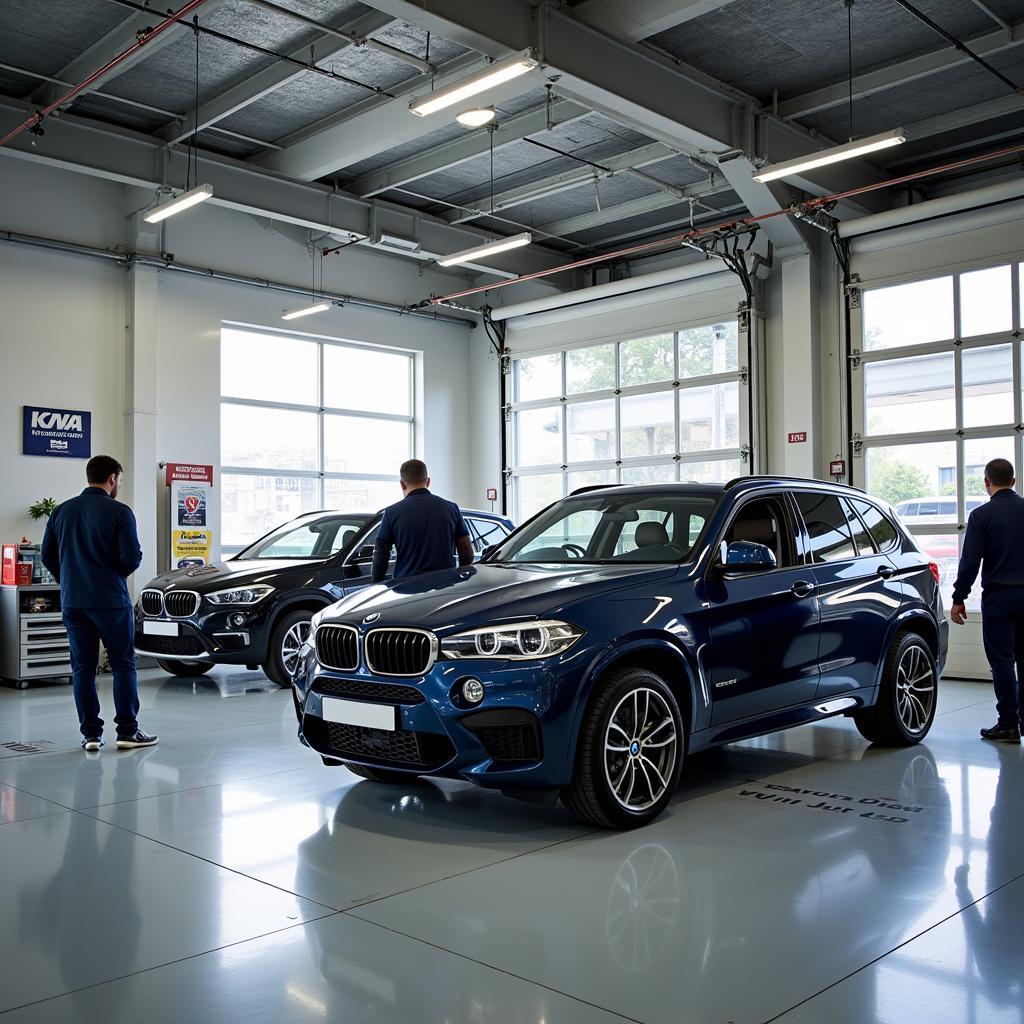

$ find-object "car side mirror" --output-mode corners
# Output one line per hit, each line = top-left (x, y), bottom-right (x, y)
(480, 544), (498, 561)
(356, 545), (375, 560)
(716, 540), (777, 574)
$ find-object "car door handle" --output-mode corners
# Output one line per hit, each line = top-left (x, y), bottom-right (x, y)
(791, 580), (816, 598)
(876, 565), (895, 579)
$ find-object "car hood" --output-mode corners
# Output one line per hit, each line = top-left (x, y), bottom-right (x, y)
(322, 561), (684, 633)
(145, 558), (321, 592)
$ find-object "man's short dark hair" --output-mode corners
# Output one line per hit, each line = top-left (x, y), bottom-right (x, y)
(400, 459), (428, 485)
(985, 458), (1015, 488)
(86, 455), (123, 485)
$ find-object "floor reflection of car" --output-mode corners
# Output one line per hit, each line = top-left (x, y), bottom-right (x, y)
(135, 507), (513, 687)
(293, 477), (949, 828)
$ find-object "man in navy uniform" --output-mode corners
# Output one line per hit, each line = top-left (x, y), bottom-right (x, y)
(950, 458), (1024, 744)
(372, 459), (474, 584)
(42, 455), (158, 751)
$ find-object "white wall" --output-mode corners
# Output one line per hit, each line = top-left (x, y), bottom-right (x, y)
(0, 160), (474, 586)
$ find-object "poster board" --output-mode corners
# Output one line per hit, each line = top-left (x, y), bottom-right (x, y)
(166, 463), (214, 568)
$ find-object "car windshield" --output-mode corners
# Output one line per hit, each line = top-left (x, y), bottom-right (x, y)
(491, 491), (717, 564)
(237, 515), (372, 560)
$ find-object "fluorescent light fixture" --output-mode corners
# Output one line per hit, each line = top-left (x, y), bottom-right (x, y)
(143, 183), (214, 223)
(410, 49), (538, 117)
(281, 300), (330, 320)
(438, 231), (532, 268)
(456, 107), (496, 128)
(752, 128), (907, 183)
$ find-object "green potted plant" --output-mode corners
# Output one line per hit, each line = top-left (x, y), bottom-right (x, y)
(28, 498), (58, 521)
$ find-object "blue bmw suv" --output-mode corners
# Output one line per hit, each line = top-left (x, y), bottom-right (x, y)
(292, 477), (948, 829)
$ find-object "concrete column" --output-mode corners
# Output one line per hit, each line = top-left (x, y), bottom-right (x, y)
(778, 254), (822, 478)
(123, 258), (160, 594)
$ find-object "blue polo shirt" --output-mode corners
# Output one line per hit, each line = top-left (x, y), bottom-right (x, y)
(372, 489), (469, 581)
(952, 489), (1024, 604)
(41, 487), (143, 608)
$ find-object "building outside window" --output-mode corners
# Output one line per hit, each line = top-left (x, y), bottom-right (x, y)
(220, 325), (415, 553)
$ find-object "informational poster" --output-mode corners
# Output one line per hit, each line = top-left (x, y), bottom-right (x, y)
(23, 406), (91, 458)
(166, 463), (215, 568)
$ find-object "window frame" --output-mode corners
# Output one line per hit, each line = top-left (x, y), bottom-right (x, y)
(506, 315), (752, 522)
(711, 490), (800, 576)
(220, 325), (416, 554)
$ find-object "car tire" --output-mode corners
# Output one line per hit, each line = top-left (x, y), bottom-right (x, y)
(343, 762), (419, 784)
(264, 609), (315, 688)
(853, 632), (937, 746)
(156, 659), (214, 677)
(562, 666), (684, 829)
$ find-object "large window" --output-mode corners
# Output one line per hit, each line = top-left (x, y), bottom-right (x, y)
(508, 321), (748, 520)
(220, 326), (414, 552)
(853, 262), (1023, 611)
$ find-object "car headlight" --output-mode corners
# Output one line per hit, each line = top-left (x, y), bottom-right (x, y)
(440, 620), (584, 660)
(206, 585), (274, 605)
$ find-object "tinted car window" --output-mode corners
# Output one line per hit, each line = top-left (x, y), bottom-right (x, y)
(917, 501), (939, 516)
(851, 499), (899, 551)
(842, 499), (876, 555)
(725, 496), (794, 567)
(467, 518), (509, 554)
(794, 492), (857, 563)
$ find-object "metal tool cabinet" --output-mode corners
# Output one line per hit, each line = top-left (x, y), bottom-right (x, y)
(0, 585), (72, 689)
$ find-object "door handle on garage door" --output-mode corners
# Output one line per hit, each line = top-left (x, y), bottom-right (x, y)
(791, 580), (816, 598)
(876, 565), (895, 579)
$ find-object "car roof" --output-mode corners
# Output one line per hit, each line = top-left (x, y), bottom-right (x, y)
(294, 507), (512, 521)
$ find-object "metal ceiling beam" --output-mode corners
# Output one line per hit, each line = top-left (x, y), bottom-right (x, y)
(349, 98), (589, 198)
(256, 52), (545, 180)
(443, 141), (679, 224)
(538, 180), (733, 236)
(572, 0), (742, 42)
(353, 0), (883, 243)
(904, 94), (1024, 143)
(29, 0), (231, 109)
(779, 21), (1024, 121)
(0, 97), (567, 282)
(157, 8), (394, 145)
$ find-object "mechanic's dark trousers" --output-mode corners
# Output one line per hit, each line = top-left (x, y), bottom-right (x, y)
(63, 607), (140, 739)
(980, 585), (1024, 729)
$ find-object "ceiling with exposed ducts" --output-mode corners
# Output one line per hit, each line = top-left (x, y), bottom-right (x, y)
(1, 0), (1022, 281)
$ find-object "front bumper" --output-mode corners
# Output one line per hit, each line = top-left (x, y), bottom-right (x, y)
(294, 635), (608, 789)
(134, 605), (272, 663)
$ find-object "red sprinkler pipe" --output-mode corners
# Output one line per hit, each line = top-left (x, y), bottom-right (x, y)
(429, 138), (1024, 305)
(0, 0), (213, 149)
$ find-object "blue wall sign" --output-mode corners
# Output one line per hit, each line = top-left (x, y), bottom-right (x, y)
(23, 406), (92, 459)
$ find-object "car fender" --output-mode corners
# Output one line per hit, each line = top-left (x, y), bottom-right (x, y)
(876, 607), (941, 686)
(268, 591), (335, 631)
(565, 634), (701, 767)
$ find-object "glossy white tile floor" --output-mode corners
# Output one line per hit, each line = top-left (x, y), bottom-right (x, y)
(0, 668), (1021, 1023)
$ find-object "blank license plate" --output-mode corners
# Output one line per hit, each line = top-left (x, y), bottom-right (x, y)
(321, 697), (396, 732)
(143, 621), (179, 637)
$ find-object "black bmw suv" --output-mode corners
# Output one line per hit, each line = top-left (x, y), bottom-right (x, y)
(135, 507), (513, 686)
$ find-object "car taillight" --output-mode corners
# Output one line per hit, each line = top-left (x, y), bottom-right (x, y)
(929, 561), (940, 585)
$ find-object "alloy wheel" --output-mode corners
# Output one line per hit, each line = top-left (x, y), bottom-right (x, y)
(603, 687), (679, 812)
(281, 620), (312, 676)
(895, 644), (935, 735)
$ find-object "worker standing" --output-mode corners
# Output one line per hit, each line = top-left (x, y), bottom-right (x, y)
(950, 458), (1024, 744)
(372, 459), (474, 583)
(41, 456), (158, 751)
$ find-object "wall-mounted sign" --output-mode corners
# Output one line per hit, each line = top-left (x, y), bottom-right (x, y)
(167, 462), (215, 568)
(23, 406), (91, 459)
(787, 432), (808, 444)
(165, 462), (214, 486)
(830, 459), (847, 478)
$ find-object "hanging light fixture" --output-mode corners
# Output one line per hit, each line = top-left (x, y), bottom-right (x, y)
(752, 2), (905, 184)
(283, 246), (330, 319)
(410, 49), (538, 117)
(456, 107), (496, 128)
(145, 19), (213, 223)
